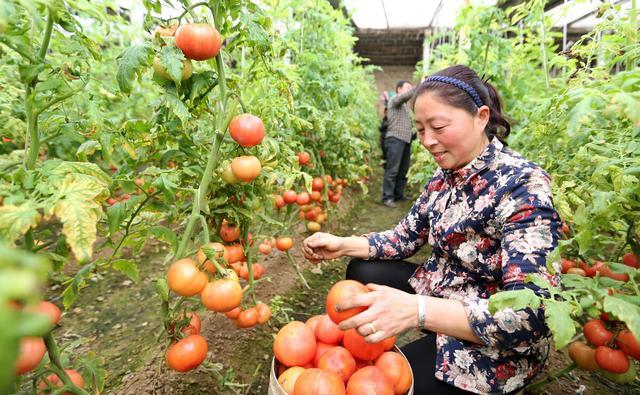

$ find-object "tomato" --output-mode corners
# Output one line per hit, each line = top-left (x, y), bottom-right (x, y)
(180, 312), (201, 336)
(566, 268), (586, 276)
(296, 192), (310, 206)
(231, 155), (261, 182)
(236, 307), (259, 328)
(253, 262), (265, 279)
(29, 301), (61, 326)
(598, 265), (630, 282)
(326, 280), (368, 324)
(259, 243), (272, 254)
(167, 258), (208, 297)
(345, 366), (393, 395)
(617, 330), (640, 360)
(568, 341), (599, 371)
(313, 342), (335, 367)
(306, 221), (321, 233)
(561, 259), (575, 274)
(276, 237), (293, 251)
(279, 366), (306, 395)
(221, 164), (240, 184)
(583, 319), (614, 347)
(595, 346), (630, 373)
(107, 197), (117, 205)
(274, 321), (317, 367)
(317, 346), (356, 383)
(196, 242), (228, 273)
(220, 219), (241, 242)
(166, 334), (208, 372)
(622, 252), (639, 268)
(305, 315), (323, 334)
(375, 351), (412, 395)
(15, 337), (46, 375)
(275, 196), (286, 209)
(226, 243), (245, 263)
(343, 329), (384, 361)
(175, 23), (221, 61)
(297, 152), (311, 166)
(229, 114), (265, 147)
(152, 57), (193, 81)
(201, 279), (242, 312)
(381, 336), (396, 351)
(283, 190), (298, 204)
(38, 369), (85, 394)
(601, 362), (636, 384)
(225, 307), (242, 320)
(293, 368), (345, 395)
(561, 221), (570, 236)
(311, 177), (324, 191)
(315, 314), (344, 344)
(329, 193), (341, 203)
(152, 25), (177, 43)
(256, 302), (271, 324)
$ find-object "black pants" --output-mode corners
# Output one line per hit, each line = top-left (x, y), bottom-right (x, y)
(346, 258), (473, 395)
(382, 137), (411, 202)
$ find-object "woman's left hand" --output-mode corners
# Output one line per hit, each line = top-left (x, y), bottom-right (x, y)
(336, 283), (418, 343)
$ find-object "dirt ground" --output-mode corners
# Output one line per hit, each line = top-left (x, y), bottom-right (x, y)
(18, 165), (639, 395)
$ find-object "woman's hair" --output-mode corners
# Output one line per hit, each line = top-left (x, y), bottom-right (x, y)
(413, 65), (510, 143)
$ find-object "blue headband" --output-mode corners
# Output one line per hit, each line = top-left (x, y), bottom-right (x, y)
(424, 75), (484, 108)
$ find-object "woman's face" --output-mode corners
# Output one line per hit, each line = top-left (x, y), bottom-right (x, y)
(414, 92), (490, 170)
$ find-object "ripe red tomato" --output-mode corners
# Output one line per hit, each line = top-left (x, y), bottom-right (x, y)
(226, 244), (245, 263)
(201, 279), (243, 312)
(236, 307), (259, 328)
(276, 237), (293, 251)
(310, 191), (322, 201)
(293, 368), (345, 395)
(561, 259), (575, 274)
(296, 152), (311, 166)
(622, 253), (639, 268)
(30, 301), (62, 326)
(568, 341), (599, 372)
(256, 302), (271, 324)
(275, 196), (286, 209)
(595, 346), (630, 373)
(220, 219), (241, 242)
(345, 366), (393, 395)
(15, 337), (46, 375)
(283, 190), (297, 204)
(617, 330), (640, 360)
(381, 336), (396, 351)
(229, 114), (265, 147)
(296, 192), (310, 206)
(38, 369), (85, 394)
(231, 155), (262, 182)
(343, 329), (384, 361)
(375, 351), (412, 394)
(225, 307), (242, 320)
(278, 366), (306, 395)
(315, 314), (344, 344)
(583, 319), (614, 347)
(313, 342), (335, 367)
(311, 177), (324, 191)
(252, 263), (265, 279)
(317, 346), (356, 383)
(166, 334), (208, 372)
(259, 243), (272, 254)
(305, 315), (323, 334)
(274, 321), (317, 367)
(175, 24), (222, 61)
(167, 258), (208, 297)
(326, 280), (368, 324)
(180, 312), (201, 336)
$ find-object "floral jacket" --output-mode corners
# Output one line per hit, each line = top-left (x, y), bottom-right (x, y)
(367, 138), (561, 394)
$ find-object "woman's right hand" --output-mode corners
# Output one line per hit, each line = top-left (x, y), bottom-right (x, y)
(302, 232), (344, 261)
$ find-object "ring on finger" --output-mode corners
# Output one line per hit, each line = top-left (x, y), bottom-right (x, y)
(367, 323), (377, 335)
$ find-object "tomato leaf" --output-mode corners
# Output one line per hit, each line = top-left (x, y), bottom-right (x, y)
(62, 263), (93, 308)
(544, 299), (576, 349)
(112, 259), (139, 282)
(603, 296), (640, 340)
(0, 202), (41, 244)
(488, 288), (540, 314)
(76, 140), (102, 158)
(116, 44), (153, 94)
(158, 45), (186, 84)
(146, 226), (177, 255)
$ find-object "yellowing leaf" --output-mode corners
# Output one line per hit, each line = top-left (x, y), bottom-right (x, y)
(53, 198), (101, 263)
(0, 202), (41, 243)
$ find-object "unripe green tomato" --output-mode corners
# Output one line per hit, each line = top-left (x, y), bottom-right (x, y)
(586, 306), (601, 319)
(152, 57), (193, 81)
(220, 165), (239, 184)
(601, 362), (636, 384)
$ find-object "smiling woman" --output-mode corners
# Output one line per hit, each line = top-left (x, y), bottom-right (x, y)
(303, 65), (562, 394)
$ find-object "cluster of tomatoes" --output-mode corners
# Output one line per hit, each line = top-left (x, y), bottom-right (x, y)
(12, 301), (86, 392)
(560, 252), (639, 279)
(272, 280), (412, 394)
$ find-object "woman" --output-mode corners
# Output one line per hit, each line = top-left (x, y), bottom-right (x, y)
(302, 65), (561, 394)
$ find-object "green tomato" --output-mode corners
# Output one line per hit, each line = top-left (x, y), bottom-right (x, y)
(220, 165), (239, 184)
(152, 57), (193, 81)
(601, 362), (636, 384)
(586, 306), (601, 319)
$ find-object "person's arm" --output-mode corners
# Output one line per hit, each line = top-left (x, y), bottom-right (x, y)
(387, 87), (416, 109)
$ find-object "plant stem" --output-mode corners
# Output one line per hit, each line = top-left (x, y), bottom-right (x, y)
(524, 362), (576, 393)
(539, 1), (550, 90)
(24, 84), (39, 170)
(286, 251), (309, 289)
(243, 223), (256, 302)
(38, 7), (55, 61)
(43, 333), (89, 395)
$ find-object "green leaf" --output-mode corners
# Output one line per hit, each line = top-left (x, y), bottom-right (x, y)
(116, 44), (153, 94)
(0, 202), (41, 244)
(76, 140), (102, 158)
(112, 259), (139, 282)
(544, 299), (576, 349)
(106, 202), (126, 236)
(163, 93), (191, 125)
(62, 263), (93, 308)
(78, 352), (106, 392)
(42, 160), (111, 186)
(603, 296), (640, 340)
(158, 45), (186, 83)
(155, 278), (169, 303)
(146, 226), (177, 254)
(488, 289), (541, 314)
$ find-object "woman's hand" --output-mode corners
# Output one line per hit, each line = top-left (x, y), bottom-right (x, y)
(302, 232), (344, 261)
(336, 284), (418, 343)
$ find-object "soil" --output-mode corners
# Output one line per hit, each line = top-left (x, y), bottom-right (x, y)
(18, 165), (639, 395)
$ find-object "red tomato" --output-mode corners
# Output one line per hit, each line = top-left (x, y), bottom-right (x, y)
(313, 342), (335, 367)
(167, 258), (208, 297)
(311, 177), (324, 191)
(568, 341), (599, 372)
(274, 321), (317, 367)
(259, 243), (272, 254)
(621, 253), (639, 268)
(165, 334), (208, 372)
(595, 346), (630, 373)
(279, 366), (306, 395)
(231, 155), (261, 182)
(31, 301), (62, 326)
(275, 196), (286, 209)
(317, 346), (356, 384)
(345, 366), (393, 395)
(561, 259), (575, 274)
(296, 192), (311, 206)
(326, 280), (368, 324)
(15, 337), (46, 375)
(315, 314), (344, 344)
(256, 302), (271, 324)
(175, 24), (221, 60)
(296, 152), (311, 166)
(343, 329), (384, 361)
(617, 330), (640, 360)
(276, 237), (293, 251)
(220, 220), (241, 242)
(381, 336), (397, 351)
(310, 191), (322, 201)
(583, 319), (614, 347)
(229, 114), (265, 147)
(305, 315), (323, 334)
(201, 279), (243, 312)
(225, 307), (242, 320)
(180, 312), (202, 336)
(375, 351), (412, 395)
(293, 368), (345, 395)
(283, 190), (298, 204)
(236, 307), (259, 328)
(38, 369), (85, 394)
(197, 242), (228, 273)
(226, 244), (245, 263)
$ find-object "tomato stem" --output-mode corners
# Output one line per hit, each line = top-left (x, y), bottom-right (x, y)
(286, 250), (310, 289)
(43, 333), (90, 395)
(523, 362), (576, 393)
